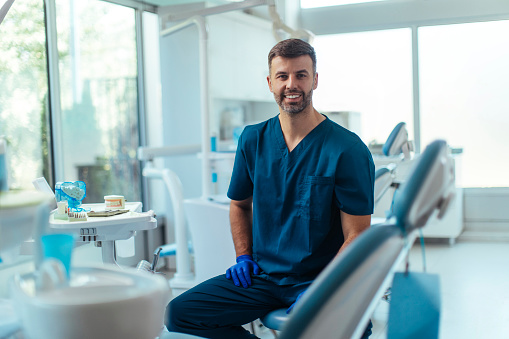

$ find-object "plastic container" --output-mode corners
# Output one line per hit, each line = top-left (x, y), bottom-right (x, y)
(41, 234), (75, 279)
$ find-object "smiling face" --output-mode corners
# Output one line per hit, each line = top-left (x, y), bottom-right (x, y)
(267, 55), (318, 115)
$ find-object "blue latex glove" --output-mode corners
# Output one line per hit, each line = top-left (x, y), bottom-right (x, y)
(286, 291), (305, 314)
(225, 255), (261, 288)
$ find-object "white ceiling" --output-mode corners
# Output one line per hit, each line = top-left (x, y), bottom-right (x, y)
(136, 0), (243, 7)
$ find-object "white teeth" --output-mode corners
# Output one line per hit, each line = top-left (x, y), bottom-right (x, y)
(286, 95), (300, 99)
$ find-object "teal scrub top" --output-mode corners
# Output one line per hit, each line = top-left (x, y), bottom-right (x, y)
(227, 115), (375, 285)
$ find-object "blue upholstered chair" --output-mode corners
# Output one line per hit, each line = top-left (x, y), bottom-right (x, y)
(372, 122), (414, 217)
(161, 140), (454, 339)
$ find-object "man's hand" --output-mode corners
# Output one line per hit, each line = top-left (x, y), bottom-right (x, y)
(226, 255), (261, 288)
(286, 291), (305, 314)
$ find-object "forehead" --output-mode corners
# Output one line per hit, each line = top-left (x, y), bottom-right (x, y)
(270, 55), (314, 75)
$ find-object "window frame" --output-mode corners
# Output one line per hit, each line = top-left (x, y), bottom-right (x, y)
(301, 0), (509, 153)
(44, 0), (154, 195)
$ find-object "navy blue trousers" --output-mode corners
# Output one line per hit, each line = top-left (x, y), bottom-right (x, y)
(167, 274), (372, 339)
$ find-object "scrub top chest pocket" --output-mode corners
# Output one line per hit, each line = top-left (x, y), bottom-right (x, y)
(298, 175), (334, 221)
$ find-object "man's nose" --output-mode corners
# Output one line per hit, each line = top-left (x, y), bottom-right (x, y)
(286, 75), (298, 90)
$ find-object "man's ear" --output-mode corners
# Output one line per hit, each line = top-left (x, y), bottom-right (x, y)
(267, 75), (274, 93)
(313, 72), (318, 90)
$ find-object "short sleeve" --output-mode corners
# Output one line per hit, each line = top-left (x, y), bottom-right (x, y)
(334, 142), (375, 215)
(227, 131), (254, 201)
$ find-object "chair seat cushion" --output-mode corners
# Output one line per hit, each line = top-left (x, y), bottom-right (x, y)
(260, 308), (289, 330)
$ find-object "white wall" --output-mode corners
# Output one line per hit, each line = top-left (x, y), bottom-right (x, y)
(464, 188), (509, 232)
(159, 24), (203, 200)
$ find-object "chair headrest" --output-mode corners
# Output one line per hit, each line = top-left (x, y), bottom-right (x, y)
(390, 140), (455, 232)
(382, 122), (408, 157)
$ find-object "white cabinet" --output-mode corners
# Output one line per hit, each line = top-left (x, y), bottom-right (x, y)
(207, 12), (278, 144)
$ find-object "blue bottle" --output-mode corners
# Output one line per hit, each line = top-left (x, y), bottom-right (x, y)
(0, 137), (7, 191)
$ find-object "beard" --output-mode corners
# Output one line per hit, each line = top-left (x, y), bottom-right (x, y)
(274, 88), (313, 115)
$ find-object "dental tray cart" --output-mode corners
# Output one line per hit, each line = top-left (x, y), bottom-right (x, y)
(48, 202), (156, 265)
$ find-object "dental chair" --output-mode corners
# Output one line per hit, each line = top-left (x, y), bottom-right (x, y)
(382, 122), (412, 160)
(254, 139), (455, 339)
(374, 164), (396, 207)
(373, 122), (415, 219)
(370, 165), (396, 226)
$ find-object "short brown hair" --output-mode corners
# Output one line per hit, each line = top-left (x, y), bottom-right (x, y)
(268, 39), (316, 74)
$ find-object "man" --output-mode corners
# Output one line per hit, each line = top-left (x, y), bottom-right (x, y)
(167, 38), (375, 339)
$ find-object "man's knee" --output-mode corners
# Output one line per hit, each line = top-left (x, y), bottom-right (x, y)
(166, 294), (190, 331)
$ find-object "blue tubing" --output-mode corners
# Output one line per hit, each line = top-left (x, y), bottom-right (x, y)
(158, 241), (194, 258)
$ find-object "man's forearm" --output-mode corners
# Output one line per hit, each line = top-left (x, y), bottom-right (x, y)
(336, 212), (371, 257)
(230, 198), (254, 257)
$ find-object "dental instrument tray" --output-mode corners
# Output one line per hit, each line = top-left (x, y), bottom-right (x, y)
(49, 202), (156, 242)
(87, 209), (129, 217)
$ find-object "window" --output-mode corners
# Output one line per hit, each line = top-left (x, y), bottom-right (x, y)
(0, 0), (49, 190)
(313, 29), (413, 145)
(0, 0), (147, 272)
(419, 20), (509, 187)
(54, 0), (141, 202)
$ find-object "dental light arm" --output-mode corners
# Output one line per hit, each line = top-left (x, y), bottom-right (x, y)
(267, 0), (314, 43)
(160, 0), (314, 44)
(142, 161), (193, 280)
(137, 144), (202, 162)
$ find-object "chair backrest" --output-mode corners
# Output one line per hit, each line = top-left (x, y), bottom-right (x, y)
(390, 139), (455, 232)
(374, 166), (394, 205)
(278, 139), (455, 339)
(279, 225), (405, 339)
(382, 122), (410, 157)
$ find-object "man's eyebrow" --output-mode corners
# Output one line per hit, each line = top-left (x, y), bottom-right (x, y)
(275, 69), (310, 76)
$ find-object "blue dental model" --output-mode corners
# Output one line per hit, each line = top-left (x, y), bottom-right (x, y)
(55, 181), (87, 212)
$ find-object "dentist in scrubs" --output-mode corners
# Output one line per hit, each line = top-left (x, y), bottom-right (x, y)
(167, 39), (375, 339)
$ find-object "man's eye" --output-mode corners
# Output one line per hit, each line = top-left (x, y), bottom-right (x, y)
(277, 75), (287, 80)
